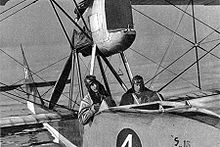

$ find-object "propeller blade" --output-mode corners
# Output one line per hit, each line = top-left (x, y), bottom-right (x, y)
(49, 54), (72, 109)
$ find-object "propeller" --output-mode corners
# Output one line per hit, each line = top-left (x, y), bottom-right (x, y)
(49, 53), (72, 109)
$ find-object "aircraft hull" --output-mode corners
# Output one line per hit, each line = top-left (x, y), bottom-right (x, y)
(83, 111), (220, 147)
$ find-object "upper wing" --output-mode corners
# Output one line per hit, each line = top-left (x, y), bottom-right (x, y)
(130, 0), (220, 5)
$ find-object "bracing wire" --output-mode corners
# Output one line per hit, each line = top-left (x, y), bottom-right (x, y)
(132, 6), (220, 60)
(132, 7), (194, 44)
(71, 0), (90, 32)
(0, 0), (39, 23)
(129, 47), (199, 89)
(158, 41), (220, 92)
(0, 48), (75, 105)
(0, 82), (76, 112)
(49, 0), (73, 50)
(201, 38), (220, 45)
(9, 55), (69, 88)
(164, 0), (220, 35)
(132, 6), (220, 89)
(72, 55), (91, 108)
(149, 2), (191, 88)
(50, 0), (92, 41)
(0, 0), (27, 15)
(1, 92), (27, 105)
(0, 0), (92, 109)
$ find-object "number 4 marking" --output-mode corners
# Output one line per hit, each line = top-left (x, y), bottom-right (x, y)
(121, 134), (132, 147)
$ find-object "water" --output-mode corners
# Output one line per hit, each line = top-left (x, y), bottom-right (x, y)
(1, 127), (57, 147)
(1, 2), (220, 147)
(0, 120), (82, 147)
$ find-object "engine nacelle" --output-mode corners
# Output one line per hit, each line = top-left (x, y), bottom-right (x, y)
(89, 0), (136, 56)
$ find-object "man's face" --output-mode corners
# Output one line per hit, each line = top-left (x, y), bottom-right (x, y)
(90, 82), (99, 93)
(134, 83), (141, 93)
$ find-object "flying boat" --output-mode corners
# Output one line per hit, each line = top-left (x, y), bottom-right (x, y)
(0, 0), (220, 146)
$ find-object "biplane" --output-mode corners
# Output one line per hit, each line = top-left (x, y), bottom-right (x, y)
(0, 0), (220, 146)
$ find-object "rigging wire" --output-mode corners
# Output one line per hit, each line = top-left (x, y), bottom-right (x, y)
(164, 0), (220, 35)
(40, 84), (80, 107)
(72, 55), (91, 108)
(132, 7), (220, 86)
(129, 47), (199, 88)
(1, 92), (27, 105)
(0, 0), (27, 15)
(79, 55), (89, 72)
(149, 3), (190, 88)
(145, 35), (220, 83)
(0, 0), (92, 109)
(71, 0), (90, 32)
(49, 0), (73, 50)
(158, 41), (220, 92)
(50, 0), (87, 108)
(132, 7), (220, 61)
(132, 7), (194, 44)
(0, 81), (76, 112)
(8, 55), (69, 88)
(0, 48), (74, 104)
(200, 26), (220, 43)
(0, 48), (54, 87)
(0, 0), (39, 23)
(0, 71), (77, 111)
(201, 38), (220, 45)
(50, 0), (93, 108)
(50, 0), (92, 41)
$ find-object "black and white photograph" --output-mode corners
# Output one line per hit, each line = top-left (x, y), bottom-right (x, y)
(0, 0), (220, 146)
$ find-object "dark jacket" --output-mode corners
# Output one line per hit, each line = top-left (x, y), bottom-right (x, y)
(119, 87), (162, 106)
(78, 82), (116, 125)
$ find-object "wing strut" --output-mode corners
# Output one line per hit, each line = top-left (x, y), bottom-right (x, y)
(49, 53), (72, 109)
(97, 50), (128, 92)
(90, 44), (97, 75)
(120, 52), (133, 86)
(97, 55), (112, 96)
(191, 0), (201, 89)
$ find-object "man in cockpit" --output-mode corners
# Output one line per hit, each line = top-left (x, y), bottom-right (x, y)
(78, 75), (116, 125)
(119, 75), (163, 106)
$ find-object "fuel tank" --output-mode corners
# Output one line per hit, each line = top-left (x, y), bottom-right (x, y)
(89, 0), (136, 56)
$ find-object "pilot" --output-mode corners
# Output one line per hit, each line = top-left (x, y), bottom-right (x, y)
(78, 75), (116, 125)
(119, 75), (163, 106)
